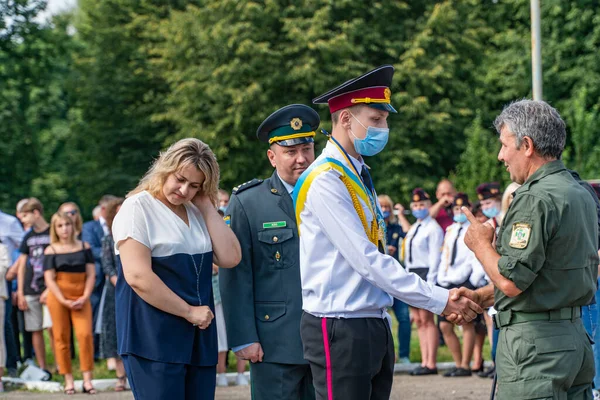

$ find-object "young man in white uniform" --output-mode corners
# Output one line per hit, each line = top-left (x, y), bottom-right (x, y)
(293, 65), (482, 400)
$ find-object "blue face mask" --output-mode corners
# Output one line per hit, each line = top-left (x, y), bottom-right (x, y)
(412, 209), (429, 220)
(349, 113), (389, 156)
(382, 211), (391, 219)
(453, 213), (467, 224)
(483, 206), (500, 219)
(218, 206), (227, 213)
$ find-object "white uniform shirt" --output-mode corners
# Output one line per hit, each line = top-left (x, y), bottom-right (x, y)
(298, 142), (449, 319)
(403, 216), (444, 284)
(437, 221), (477, 287)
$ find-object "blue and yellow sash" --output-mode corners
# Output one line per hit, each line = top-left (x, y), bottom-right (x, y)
(292, 141), (386, 249)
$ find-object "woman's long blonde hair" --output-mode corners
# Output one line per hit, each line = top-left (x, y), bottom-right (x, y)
(58, 202), (83, 235)
(49, 212), (77, 245)
(128, 138), (220, 206)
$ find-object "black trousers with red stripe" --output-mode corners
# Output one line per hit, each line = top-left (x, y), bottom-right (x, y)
(300, 312), (395, 400)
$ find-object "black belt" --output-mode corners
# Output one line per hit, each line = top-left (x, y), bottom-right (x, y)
(493, 307), (581, 329)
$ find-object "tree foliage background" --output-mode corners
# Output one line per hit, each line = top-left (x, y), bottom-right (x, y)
(2, 0), (600, 217)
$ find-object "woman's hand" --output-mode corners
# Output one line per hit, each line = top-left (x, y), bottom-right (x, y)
(192, 192), (216, 215)
(39, 289), (49, 305)
(62, 299), (75, 309)
(186, 305), (214, 329)
(72, 296), (89, 310)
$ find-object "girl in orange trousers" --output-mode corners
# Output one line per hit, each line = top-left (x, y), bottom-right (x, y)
(43, 212), (96, 395)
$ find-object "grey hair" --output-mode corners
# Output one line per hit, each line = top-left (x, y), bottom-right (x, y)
(493, 99), (566, 159)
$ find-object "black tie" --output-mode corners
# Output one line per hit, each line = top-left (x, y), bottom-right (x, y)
(360, 166), (375, 194)
(408, 224), (421, 264)
(450, 226), (463, 266)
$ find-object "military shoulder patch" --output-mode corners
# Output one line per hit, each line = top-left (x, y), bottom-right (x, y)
(509, 222), (531, 249)
(223, 215), (231, 227)
(232, 178), (263, 195)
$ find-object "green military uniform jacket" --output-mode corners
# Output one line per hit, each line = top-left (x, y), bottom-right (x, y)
(219, 171), (307, 365)
(495, 160), (599, 312)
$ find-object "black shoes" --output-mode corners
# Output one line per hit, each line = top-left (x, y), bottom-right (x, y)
(410, 366), (438, 376)
(443, 367), (472, 377)
(477, 366), (495, 378)
(471, 363), (485, 374)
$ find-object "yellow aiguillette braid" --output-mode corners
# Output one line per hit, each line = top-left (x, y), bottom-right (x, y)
(339, 175), (378, 246)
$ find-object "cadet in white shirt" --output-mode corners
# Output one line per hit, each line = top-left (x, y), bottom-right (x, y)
(402, 188), (444, 376)
(293, 65), (482, 400)
(437, 193), (479, 378)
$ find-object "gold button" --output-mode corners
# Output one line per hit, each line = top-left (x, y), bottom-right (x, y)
(271, 188), (278, 193)
(273, 236), (278, 242)
(265, 315), (270, 320)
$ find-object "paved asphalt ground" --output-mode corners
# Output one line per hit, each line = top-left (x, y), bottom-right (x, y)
(1, 374), (494, 399)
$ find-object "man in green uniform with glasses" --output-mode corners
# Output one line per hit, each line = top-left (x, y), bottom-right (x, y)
(455, 99), (598, 399)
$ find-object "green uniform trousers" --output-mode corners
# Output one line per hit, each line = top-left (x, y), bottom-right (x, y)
(496, 318), (594, 400)
(250, 361), (315, 400)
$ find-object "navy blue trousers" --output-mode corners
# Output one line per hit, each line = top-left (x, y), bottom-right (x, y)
(122, 354), (216, 400)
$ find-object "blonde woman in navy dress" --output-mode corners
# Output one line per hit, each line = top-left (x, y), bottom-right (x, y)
(112, 138), (242, 400)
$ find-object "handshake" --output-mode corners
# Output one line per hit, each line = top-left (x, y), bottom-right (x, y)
(441, 287), (485, 325)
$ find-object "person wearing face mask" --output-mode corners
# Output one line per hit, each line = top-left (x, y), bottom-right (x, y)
(476, 182), (503, 232)
(436, 193), (480, 378)
(219, 105), (318, 400)
(471, 201), (489, 224)
(402, 188), (445, 376)
(112, 138), (241, 400)
(293, 65), (482, 400)
(217, 189), (229, 214)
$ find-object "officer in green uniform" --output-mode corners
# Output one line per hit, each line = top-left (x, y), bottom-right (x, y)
(456, 100), (598, 399)
(219, 104), (318, 400)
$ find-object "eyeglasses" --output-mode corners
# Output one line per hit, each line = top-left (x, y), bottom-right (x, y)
(64, 210), (78, 216)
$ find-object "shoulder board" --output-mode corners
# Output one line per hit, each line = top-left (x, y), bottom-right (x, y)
(232, 178), (263, 195)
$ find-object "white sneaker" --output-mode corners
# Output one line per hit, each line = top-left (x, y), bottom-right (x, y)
(216, 373), (228, 387)
(398, 357), (411, 365)
(593, 389), (600, 400)
(24, 358), (35, 367)
(235, 373), (249, 386)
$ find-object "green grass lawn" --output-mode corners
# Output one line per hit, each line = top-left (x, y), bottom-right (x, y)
(37, 311), (492, 380)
